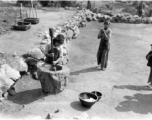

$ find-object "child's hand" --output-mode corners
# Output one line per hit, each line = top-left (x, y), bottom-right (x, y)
(51, 53), (54, 57)
(53, 61), (57, 65)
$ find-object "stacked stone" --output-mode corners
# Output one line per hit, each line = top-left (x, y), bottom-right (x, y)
(97, 11), (152, 24)
(0, 53), (28, 101)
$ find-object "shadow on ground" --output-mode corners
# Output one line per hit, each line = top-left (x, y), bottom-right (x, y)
(8, 88), (50, 105)
(115, 93), (152, 114)
(70, 66), (99, 76)
(70, 101), (90, 112)
(113, 85), (152, 91)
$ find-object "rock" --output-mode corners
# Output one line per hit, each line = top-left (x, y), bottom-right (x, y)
(37, 63), (70, 94)
(0, 97), (4, 102)
(54, 109), (59, 113)
(23, 105), (26, 108)
(28, 48), (45, 60)
(92, 17), (97, 21)
(8, 87), (16, 96)
(46, 113), (52, 119)
(73, 116), (81, 119)
(66, 29), (74, 41)
(0, 89), (3, 102)
(73, 112), (89, 119)
(39, 43), (51, 55)
(72, 26), (80, 39)
(0, 73), (15, 92)
(4, 64), (21, 81)
(3, 54), (28, 72)
(86, 16), (92, 22)
(2, 92), (9, 99)
(80, 112), (89, 118)
(146, 17), (152, 24)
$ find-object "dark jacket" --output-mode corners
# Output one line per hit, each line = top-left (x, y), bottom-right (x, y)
(146, 51), (152, 67)
(45, 48), (60, 64)
(98, 28), (111, 50)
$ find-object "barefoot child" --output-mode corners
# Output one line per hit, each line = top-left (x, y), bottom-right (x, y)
(97, 21), (112, 71)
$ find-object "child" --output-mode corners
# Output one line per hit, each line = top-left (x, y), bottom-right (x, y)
(97, 20), (112, 71)
(146, 44), (152, 88)
(45, 34), (66, 65)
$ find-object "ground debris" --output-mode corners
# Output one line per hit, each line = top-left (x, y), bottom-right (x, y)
(45, 113), (54, 119)
(54, 109), (59, 113)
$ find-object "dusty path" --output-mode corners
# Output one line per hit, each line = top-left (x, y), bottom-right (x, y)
(68, 22), (152, 119)
(1, 17), (152, 119)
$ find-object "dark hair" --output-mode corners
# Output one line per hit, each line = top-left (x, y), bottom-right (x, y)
(104, 20), (110, 25)
(53, 34), (64, 45)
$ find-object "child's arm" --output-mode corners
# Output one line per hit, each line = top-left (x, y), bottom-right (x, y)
(53, 46), (64, 65)
(146, 51), (152, 60)
(103, 29), (112, 40)
(97, 29), (103, 39)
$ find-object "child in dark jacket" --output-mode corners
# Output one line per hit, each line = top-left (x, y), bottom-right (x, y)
(146, 44), (152, 88)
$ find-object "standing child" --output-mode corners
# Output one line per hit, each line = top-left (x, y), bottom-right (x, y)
(97, 21), (112, 71)
(146, 44), (152, 88)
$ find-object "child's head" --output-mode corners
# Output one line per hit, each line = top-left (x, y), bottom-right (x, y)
(104, 20), (110, 29)
(53, 34), (64, 47)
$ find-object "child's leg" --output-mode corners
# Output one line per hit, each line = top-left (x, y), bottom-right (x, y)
(104, 50), (109, 68)
(97, 49), (102, 65)
(101, 49), (108, 69)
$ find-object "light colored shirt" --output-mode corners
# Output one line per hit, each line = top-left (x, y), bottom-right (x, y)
(54, 45), (63, 58)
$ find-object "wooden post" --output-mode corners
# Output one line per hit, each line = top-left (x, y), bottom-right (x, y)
(49, 28), (56, 71)
(35, 6), (37, 18)
(20, 3), (23, 25)
(31, 0), (35, 18)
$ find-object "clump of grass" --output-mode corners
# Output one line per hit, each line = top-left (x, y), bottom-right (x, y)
(121, 6), (137, 15)
(0, 7), (27, 35)
(105, 4), (113, 10)
(144, 8), (152, 17)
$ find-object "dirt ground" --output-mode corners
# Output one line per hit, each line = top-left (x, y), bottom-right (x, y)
(1, 1), (152, 120)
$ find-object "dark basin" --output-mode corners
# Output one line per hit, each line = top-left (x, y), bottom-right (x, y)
(79, 92), (98, 108)
(91, 91), (102, 101)
(13, 22), (31, 31)
(24, 18), (39, 24)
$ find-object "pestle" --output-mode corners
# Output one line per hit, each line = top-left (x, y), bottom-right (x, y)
(50, 63), (57, 71)
(51, 66), (56, 71)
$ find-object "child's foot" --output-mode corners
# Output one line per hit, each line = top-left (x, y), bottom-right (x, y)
(97, 66), (101, 70)
(101, 68), (106, 71)
(146, 84), (152, 88)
